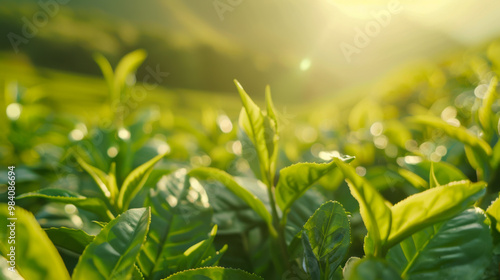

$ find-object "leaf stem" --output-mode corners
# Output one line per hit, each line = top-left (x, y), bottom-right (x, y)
(266, 181), (291, 276)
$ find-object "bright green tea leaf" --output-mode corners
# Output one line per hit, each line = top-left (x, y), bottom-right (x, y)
(198, 245), (228, 268)
(487, 197), (500, 233)
(388, 180), (486, 248)
(113, 49), (147, 102)
(0, 205), (70, 280)
(72, 207), (151, 280)
(235, 80), (276, 185)
(93, 53), (114, 95)
(76, 155), (112, 199)
(265, 85), (279, 175)
(276, 156), (354, 213)
(397, 169), (428, 190)
(403, 161), (467, 187)
(333, 158), (391, 257)
(479, 76), (498, 136)
(177, 225), (225, 271)
(117, 152), (167, 211)
(387, 208), (492, 280)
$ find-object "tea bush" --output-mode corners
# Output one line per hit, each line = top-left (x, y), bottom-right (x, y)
(1, 40), (500, 279)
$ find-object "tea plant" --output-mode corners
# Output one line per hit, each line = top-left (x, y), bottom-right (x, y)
(1, 43), (500, 280)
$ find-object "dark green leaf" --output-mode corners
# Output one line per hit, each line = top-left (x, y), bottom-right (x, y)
(72, 208), (151, 280)
(189, 167), (274, 237)
(165, 267), (264, 280)
(18, 188), (112, 221)
(302, 201), (351, 279)
(138, 169), (213, 280)
(302, 233), (321, 280)
(44, 227), (94, 255)
(200, 179), (268, 235)
(387, 208), (492, 280)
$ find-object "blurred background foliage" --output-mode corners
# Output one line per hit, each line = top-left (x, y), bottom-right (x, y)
(1, 0), (500, 274)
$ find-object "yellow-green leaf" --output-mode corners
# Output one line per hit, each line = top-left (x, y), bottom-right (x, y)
(275, 156), (354, 213)
(333, 158), (391, 257)
(388, 180), (486, 248)
(235, 80), (276, 186)
(117, 152), (167, 211)
(479, 76), (498, 137)
(0, 205), (71, 280)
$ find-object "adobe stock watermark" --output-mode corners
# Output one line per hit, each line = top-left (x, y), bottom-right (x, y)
(339, 0), (403, 63)
(6, 166), (17, 273)
(7, 0), (71, 54)
(213, 0), (244, 21)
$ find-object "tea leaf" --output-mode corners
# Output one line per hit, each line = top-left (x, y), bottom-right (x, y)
(387, 208), (492, 280)
(334, 158), (391, 257)
(235, 80), (276, 186)
(72, 208), (151, 280)
(18, 188), (113, 221)
(344, 257), (401, 280)
(117, 152), (167, 211)
(479, 76), (498, 137)
(0, 205), (71, 280)
(177, 225), (225, 270)
(189, 167), (274, 237)
(275, 156), (354, 213)
(113, 49), (147, 102)
(302, 201), (351, 279)
(388, 180), (486, 248)
(429, 162), (440, 188)
(138, 170), (213, 279)
(302, 233), (321, 280)
(408, 115), (492, 155)
(44, 227), (95, 255)
(76, 155), (113, 199)
(165, 267), (264, 280)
